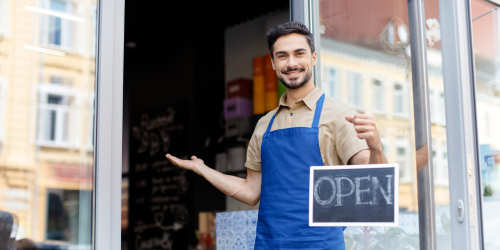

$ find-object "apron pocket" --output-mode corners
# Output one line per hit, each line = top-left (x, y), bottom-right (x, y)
(255, 239), (325, 249)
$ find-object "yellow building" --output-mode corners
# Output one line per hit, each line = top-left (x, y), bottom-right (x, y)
(0, 0), (96, 245)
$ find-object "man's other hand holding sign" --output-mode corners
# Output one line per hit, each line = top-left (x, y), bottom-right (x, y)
(346, 114), (388, 165)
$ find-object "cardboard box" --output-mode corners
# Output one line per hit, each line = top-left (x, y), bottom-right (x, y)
(227, 146), (246, 172)
(227, 78), (252, 99)
(215, 152), (227, 173)
(224, 97), (253, 119)
(253, 56), (265, 114)
(225, 116), (252, 138)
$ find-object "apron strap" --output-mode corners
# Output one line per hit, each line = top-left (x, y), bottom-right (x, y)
(265, 111), (277, 133)
(266, 93), (326, 132)
(311, 94), (325, 128)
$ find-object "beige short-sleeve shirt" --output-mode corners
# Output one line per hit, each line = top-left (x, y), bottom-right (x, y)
(245, 87), (368, 171)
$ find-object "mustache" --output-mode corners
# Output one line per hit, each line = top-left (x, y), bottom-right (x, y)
(281, 67), (305, 74)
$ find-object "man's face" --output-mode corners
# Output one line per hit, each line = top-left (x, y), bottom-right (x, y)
(271, 33), (317, 89)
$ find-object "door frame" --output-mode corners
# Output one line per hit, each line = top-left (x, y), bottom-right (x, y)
(93, 0), (125, 248)
(439, 0), (483, 248)
(92, 0), (490, 249)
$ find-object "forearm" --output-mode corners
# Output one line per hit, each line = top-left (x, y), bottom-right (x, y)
(195, 165), (260, 206)
(369, 148), (388, 164)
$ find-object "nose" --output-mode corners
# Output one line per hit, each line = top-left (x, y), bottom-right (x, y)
(286, 55), (298, 69)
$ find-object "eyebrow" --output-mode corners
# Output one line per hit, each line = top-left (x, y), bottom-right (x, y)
(275, 48), (308, 55)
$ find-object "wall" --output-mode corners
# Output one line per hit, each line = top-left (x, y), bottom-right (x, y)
(224, 10), (289, 84)
(223, 10), (288, 211)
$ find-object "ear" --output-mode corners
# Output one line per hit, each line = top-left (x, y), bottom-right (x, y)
(311, 51), (317, 66)
(271, 55), (276, 70)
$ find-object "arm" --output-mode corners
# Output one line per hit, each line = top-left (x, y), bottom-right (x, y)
(345, 114), (388, 165)
(415, 144), (429, 172)
(166, 154), (262, 206)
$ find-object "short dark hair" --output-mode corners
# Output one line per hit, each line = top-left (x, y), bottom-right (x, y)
(265, 21), (315, 58)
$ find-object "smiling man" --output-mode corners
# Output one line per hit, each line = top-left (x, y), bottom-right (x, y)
(167, 22), (387, 249)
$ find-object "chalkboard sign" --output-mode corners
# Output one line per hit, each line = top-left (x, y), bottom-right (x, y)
(129, 102), (193, 250)
(309, 164), (399, 227)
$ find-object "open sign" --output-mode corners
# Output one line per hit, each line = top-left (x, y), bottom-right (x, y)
(309, 164), (399, 227)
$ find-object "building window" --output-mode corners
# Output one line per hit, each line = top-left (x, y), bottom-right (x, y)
(395, 137), (410, 182)
(394, 83), (404, 114)
(429, 89), (435, 121)
(46, 189), (91, 243)
(372, 79), (385, 112)
(324, 68), (339, 99)
(0, 76), (5, 150)
(380, 137), (388, 163)
(0, 0), (8, 37)
(50, 76), (73, 86)
(88, 95), (95, 149)
(47, 0), (73, 48)
(397, 147), (407, 180)
(49, 1), (65, 45)
(438, 92), (445, 124)
(432, 149), (437, 179)
(48, 95), (63, 141)
(442, 141), (448, 184)
(349, 72), (363, 108)
(37, 89), (72, 147)
(442, 151), (448, 180)
(91, 3), (97, 56)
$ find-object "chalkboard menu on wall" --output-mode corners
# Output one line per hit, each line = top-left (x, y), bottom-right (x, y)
(128, 102), (194, 250)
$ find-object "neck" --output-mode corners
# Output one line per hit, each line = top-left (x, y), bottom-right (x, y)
(285, 80), (315, 106)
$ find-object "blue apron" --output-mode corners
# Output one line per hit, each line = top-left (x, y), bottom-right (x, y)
(255, 94), (345, 250)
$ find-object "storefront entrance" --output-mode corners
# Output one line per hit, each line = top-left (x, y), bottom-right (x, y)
(1, 0), (499, 249)
(121, 1), (289, 249)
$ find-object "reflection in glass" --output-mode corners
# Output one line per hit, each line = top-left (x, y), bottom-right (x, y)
(470, 0), (500, 248)
(318, 0), (450, 248)
(0, 0), (96, 248)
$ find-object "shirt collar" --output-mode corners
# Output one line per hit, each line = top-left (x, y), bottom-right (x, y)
(279, 86), (324, 111)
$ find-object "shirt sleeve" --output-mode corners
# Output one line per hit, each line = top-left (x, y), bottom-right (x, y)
(245, 131), (262, 171)
(336, 109), (369, 164)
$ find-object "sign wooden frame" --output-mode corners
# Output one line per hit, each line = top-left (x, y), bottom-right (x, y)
(309, 164), (399, 227)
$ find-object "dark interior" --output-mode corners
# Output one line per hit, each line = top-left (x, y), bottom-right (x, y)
(123, 1), (289, 249)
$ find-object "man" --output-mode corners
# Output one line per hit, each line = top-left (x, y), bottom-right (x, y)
(167, 22), (387, 249)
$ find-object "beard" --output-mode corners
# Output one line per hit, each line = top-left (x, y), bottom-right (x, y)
(277, 66), (313, 90)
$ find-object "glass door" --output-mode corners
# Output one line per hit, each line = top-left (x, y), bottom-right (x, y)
(0, 0), (97, 248)
(469, 0), (500, 249)
(300, 0), (459, 249)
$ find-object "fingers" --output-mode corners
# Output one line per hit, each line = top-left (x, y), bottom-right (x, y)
(345, 115), (353, 123)
(346, 114), (375, 125)
(348, 114), (378, 141)
(166, 154), (204, 174)
(356, 132), (376, 140)
(167, 154), (203, 167)
(350, 114), (375, 126)
(352, 118), (375, 126)
(166, 154), (181, 166)
(354, 125), (372, 133)
(167, 154), (192, 170)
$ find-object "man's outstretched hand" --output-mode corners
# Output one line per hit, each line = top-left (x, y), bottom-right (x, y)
(166, 154), (204, 175)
